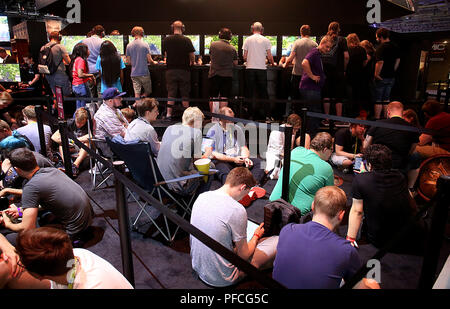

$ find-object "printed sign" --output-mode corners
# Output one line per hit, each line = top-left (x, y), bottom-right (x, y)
(55, 86), (64, 119)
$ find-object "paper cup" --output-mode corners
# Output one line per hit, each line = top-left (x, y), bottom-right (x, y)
(194, 158), (211, 183)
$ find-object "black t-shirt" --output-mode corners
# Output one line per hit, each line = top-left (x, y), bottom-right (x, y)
(67, 118), (89, 138)
(162, 34), (195, 71)
(334, 127), (362, 154)
(352, 170), (415, 248)
(375, 41), (400, 78)
(346, 46), (367, 82)
(320, 36), (348, 72)
(20, 63), (41, 89)
(367, 117), (419, 170)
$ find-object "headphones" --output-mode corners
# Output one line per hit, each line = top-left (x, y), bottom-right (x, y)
(250, 22), (264, 34)
(170, 21), (185, 34)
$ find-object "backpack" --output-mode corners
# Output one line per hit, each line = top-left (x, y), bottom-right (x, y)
(263, 199), (302, 237)
(38, 43), (63, 75)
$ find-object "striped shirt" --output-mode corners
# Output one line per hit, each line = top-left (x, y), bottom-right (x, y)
(94, 103), (128, 141)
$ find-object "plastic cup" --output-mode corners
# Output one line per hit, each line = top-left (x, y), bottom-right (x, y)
(194, 158), (211, 183)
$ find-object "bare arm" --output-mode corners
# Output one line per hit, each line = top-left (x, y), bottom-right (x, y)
(343, 51), (350, 71)
(0, 188), (23, 197)
(147, 54), (157, 65)
(266, 49), (275, 66)
(243, 50), (248, 62)
(363, 135), (373, 150)
(63, 53), (71, 65)
(419, 133), (433, 146)
(374, 61), (383, 80)
(335, 144), (360, 160)
(2, 208), (38, 233)
(234, 223), (264, 261)
(189, 52), (195, 66)
(284, 50), (296, 68)
(347, 198), (364, 240)
(394, 58), (400, 71)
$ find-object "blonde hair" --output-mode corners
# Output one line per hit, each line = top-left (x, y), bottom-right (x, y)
(313, 186), (347, 219)
(182, 107), (204, 126)
(346, 33), (360, 48)
(75, 107), (89, 122)
(320, 35), (333, 46)
(0, 91), (13, 108)
(22, 105), (36, 120)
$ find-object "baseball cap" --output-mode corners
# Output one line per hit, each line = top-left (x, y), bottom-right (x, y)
(103, 87), (126, 100)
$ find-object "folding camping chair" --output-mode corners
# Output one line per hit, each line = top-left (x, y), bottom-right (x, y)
(105, 136), (216, 242)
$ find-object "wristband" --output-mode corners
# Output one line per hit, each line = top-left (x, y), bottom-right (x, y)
(18, 207), (23, 217)
(346, 235), (356, 242)
(253, 231), (263, 239)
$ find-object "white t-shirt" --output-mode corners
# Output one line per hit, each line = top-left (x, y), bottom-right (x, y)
(243, 34), (271, 70)
(190, 190), (247, 287)
(50, 248), (134, 289)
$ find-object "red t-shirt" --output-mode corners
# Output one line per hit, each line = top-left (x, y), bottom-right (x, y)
(426, 112), (450, 151)
(72, 57), (90, 86)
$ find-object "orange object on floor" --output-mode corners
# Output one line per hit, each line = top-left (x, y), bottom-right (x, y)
(239, 187), (267, 207)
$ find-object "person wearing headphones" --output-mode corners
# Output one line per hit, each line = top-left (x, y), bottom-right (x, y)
(39, 31), (72, 97)
(161, 20), (195, 120)
(242, 22), (276, 121)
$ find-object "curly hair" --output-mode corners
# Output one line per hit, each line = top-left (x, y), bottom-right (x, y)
(363, 144), (392, 171)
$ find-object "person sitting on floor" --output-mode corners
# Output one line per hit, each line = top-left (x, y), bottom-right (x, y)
(0, 233), (50, 289)
(125, 98), (160, 156)
(415, 99), (450, 158)
(346, 144), (426, 253)
(330, 118), (366, 172)
(15, 227), (133, 289)
(16, 105), (53, 158)
(269, 132), (334, 216)
(190, 167), (278, 287)
(0, 120), (33, 152)
(273, 186), (362, 289)
(157, 107), (211, 195)
(0, 92), (17, 129)
(51, 107), (91, 177)
(203, 106), (264, 184)
(265, 113), (310, 179)
(0, 148), (93, 247)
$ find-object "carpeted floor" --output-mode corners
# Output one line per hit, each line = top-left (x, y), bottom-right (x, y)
(74, 163), (450, 290)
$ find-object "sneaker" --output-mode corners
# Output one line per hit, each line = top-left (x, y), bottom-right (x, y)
(321, 119), (330, 126)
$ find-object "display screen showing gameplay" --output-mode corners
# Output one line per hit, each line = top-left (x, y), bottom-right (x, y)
(185, 35), (200, 55)
(60, 36), (85, 54)
(0, 16), (9, 42)
(204, 35), (239, 54)
(0, 64), (21, 82)
(103, 35), (125, 55)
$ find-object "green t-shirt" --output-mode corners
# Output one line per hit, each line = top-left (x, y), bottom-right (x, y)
(269, 147), (334, 215)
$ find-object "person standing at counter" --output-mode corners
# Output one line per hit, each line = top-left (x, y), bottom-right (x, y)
(162, 20), (195, 120)
(96, 40), (126, 95)
(82, 25), (105, 98)
(243, 22), (276, 121)
(126, 26), (158, 99)
(282, 25), (317, 103)
(208, 28), (238, 116)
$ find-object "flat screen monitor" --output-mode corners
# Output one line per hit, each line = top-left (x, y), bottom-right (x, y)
(0, 64), (21, 82)
(243, 35), (277, 56)
(103, 35), (124, 55)
(204, 35), (238, 55)
(185, 35), (200, 55)
(127, 35), (162, 55)
(0, 16), (9, 42)
(282, 36), (298, 56)
(60, 36), (85, 55)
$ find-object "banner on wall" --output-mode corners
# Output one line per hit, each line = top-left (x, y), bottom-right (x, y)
(429, 41), (447, 62)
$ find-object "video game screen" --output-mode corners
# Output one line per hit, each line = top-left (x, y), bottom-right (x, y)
(243, 35), (277, 56)
(128, 35), (162, 55)
(0, 16), (9, 42)
(185, 35), (200, 55)
(0, 64), (21, 82)
(103, 35), (125, 55)
(60, 36), (85, 54)
(204, 35), (239, 55)
(282, 36), (298, 56)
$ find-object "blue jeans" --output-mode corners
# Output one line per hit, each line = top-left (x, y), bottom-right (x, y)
(375, 78), (395, 103)
(299, 89), (322, 138)
(72, 83), (91, 110)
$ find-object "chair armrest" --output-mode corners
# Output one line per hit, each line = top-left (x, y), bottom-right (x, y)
(155, 169), (218, 187)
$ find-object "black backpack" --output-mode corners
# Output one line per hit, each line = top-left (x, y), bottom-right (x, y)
(38, 43), (63, 75)
(263, 199), (302, 237)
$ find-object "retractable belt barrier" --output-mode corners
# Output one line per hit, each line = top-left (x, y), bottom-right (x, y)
(35, 105), (286, 289)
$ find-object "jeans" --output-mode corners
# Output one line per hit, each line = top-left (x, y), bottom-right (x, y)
(375, 78), (395, 103)
(46, 72), (72, 97)
(72, 83), (91, 110)
(299, 89), (322, 138)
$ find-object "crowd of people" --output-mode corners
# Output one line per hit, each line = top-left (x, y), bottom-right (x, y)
(0, 19), (448, 290)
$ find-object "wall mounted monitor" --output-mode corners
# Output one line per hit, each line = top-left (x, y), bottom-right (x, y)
(127, 35), (162, 55)
(204, 35), (239, 55)
(60, 36), (85, 54)
(103, 35), (125, 55)
(282, 36), (298, 56)
(185, 35), (200, 55)
(243, 35), (278, 56)
(0, 16), (10, 42)
(0, 64), (21, 82)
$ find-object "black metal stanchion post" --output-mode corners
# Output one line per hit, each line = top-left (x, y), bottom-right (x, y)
(281, 126), (293, 202)
(418, 175), (450, 289)
(58, 121), (73, 179)
(114, 163), (135, 287)
(35, 105), (47, 157)
(300, 107), (308, 147)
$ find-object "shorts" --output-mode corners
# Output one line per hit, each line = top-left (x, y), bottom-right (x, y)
(322, 65), (346, 102)
(131, 75), (152, 97)
(166, 69), (191, 99)
(331, 153), (352, 167)
(209, 75), (232, 98)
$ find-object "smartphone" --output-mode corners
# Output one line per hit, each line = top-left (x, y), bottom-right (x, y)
(0, 197), (9, 211)
(353, 157), (363, 171)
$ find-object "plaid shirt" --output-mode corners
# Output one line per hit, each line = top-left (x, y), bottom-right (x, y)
(94, 103), (128, 140)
